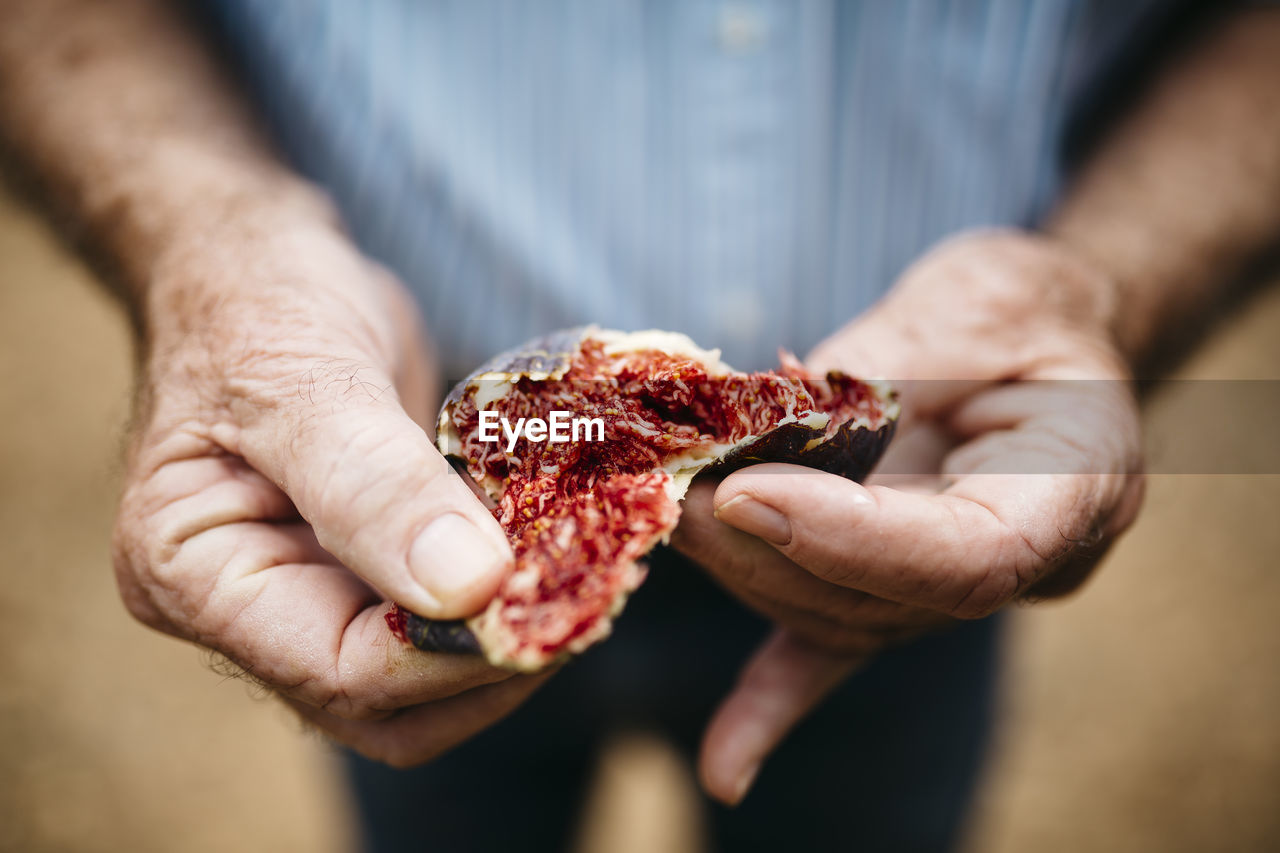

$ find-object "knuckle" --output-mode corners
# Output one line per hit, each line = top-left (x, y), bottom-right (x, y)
(114, 574), (167, 630)
(305, 665), (396, 723)
(109, 510), (141, 582)
(288, 671), (347, 718)
(110, 496), (170, 630)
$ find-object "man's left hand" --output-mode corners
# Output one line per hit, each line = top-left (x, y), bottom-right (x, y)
(673, 229), (1146, 804)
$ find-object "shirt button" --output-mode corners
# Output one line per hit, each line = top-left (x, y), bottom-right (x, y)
(718, 4), (767, 53)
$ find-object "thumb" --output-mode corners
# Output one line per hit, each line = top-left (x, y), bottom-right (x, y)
(235, 359), (512, 619)
(699, 630), (863, 805)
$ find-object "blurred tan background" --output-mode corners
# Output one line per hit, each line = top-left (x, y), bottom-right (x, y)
(2, 178), (1277, 852)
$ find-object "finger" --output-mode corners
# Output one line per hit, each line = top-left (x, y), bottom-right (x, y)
(943, 379), (1140, 478)
(115, 454), (298, 624)
(117, 456), (511, 717)
(940, 380), (1143, 589)
(160, 522), (510, 715)
(699, 631), (863, 805)
(285, 670), (551, 768)
(231, 358), (513, 619)
(207, 547), (511, 716)
(712, 463), (1129, 618)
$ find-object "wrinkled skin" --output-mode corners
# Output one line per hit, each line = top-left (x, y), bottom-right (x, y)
(110, 221), (1142, 793)
(111, 217), (549, 767)
(7, 0), (1269, 819)
(673, 229), (1145, 804)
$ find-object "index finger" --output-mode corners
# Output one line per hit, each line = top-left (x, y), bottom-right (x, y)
(118, 455), (510, 719)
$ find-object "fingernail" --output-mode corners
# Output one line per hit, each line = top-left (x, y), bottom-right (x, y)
(732, 761), (761, 805)
(409, 514), (510, 609)
(715, 495), (791, 545)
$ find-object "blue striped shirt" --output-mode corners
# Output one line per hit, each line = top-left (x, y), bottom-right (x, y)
(205, 0), (1196, 375)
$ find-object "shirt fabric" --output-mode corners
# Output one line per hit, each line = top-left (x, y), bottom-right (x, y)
(205, 0), (1184, 376)
(193, 5), (1218, 849)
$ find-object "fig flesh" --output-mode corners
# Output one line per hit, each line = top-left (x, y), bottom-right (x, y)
(387, 327), (897, 671)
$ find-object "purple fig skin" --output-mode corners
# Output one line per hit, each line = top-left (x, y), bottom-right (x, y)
(406, 329), (898, 660)
(401, 616), (482, 655)
(441, 326), (587, 411)
(711, 418), (897, 483)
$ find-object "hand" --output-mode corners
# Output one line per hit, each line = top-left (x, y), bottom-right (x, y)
(675, 229), (1145, 803)
(111, 211), (544, 766)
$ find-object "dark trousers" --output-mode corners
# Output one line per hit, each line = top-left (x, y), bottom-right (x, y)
(344, 549), (1002, 853)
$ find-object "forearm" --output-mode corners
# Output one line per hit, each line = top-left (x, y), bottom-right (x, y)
(0, 0), (333, 311)
(1047, 8), (1280, 374)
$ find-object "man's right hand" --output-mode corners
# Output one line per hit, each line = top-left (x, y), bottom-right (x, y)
(111, 211), (541, 766)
